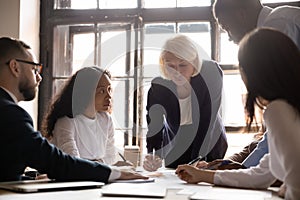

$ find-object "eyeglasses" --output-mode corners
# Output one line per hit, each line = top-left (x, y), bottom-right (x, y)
(6, 59), (43, 74)
(16, 59), (43, 74)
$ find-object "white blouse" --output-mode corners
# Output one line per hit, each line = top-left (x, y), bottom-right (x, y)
(265, 100), (300, 200)
(214, 100), (300, 200)
(50, 112), (117, 165)
(179, 95), (192, 125)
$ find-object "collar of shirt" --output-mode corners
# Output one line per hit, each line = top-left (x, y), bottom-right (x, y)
(257, 6), (273, 27)
(0, 86), (18, 103)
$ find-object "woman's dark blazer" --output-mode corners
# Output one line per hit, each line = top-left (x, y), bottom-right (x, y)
(146, 60), (228, 167)
(0, 87), (111, 182)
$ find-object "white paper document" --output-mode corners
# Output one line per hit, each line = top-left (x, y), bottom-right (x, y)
(177, 183), (212, 195)
(189, 187), (272, 200)
(101, 182), (166, 198)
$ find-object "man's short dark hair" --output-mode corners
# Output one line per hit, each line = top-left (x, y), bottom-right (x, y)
(0, 37), (31, 64)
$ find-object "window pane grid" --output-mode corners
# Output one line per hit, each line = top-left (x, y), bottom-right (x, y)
(43, 0), (297, 148)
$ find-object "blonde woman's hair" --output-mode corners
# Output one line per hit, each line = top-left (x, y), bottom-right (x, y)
(159, 35), (202, 79)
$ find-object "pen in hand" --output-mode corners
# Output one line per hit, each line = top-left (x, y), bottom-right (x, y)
(187, 156), (203, 166)
(207, 160), (231, 170)
(116, 152), (134, 167)
(152, 149), (155, 170)
(176, 156), (203, 175)
(118, 152), (127, 162)
(152, 149), (155, 158)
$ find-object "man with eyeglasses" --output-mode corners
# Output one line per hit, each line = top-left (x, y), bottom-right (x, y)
(0, 37), (148, 182)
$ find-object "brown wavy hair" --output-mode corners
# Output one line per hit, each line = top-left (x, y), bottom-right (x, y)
(41, 66), (111, 139)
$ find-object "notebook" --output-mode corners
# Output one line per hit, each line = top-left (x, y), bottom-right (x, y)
(0, 180), (104, 193)
(101, 182), (166, 198)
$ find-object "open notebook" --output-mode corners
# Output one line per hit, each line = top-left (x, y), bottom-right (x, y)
(0, 180), (104, 193)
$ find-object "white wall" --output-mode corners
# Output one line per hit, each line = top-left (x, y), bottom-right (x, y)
(0, 0), (40, 127)
(0, 0), (20, 38)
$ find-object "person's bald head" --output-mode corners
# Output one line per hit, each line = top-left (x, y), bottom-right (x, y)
(213, 0), (263, 43)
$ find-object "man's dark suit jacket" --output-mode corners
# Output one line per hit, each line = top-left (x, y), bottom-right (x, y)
(0, 87), (111, 182)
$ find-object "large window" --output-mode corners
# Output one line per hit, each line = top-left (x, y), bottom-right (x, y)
(54, 0), (137, 9)
(143, 0), (211, 8)
(40, 0), (300, 155)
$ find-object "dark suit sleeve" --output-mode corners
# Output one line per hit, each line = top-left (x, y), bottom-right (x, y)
(145, 78), (165, 154)
(195, 61), (227, 161)
(0, 103), (111, 183)
(190, 77), (213, 158)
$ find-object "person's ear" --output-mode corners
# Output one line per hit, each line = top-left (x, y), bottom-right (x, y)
(7, 59), (21, 77)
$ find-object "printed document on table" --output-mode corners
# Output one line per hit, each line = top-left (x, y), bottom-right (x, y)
(189, 187), (272, 200)
(101, 182), (166, 198)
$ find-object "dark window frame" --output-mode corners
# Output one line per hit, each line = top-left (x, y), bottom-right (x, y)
(39, 0), (300, 136)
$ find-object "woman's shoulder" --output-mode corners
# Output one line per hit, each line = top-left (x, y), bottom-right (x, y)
(55, 116), (75, 126)
(151, 76), (168, 84)
(52, 116), (76, 138)
(97, 112), (113, 123)
(202, 59), (218, 66)
(201, 59), (223, 76)
(97, 111), (111, 119)
(264, 99), (298, 124)
(150, 77), (174, 91)
(266, 99), (294, 113)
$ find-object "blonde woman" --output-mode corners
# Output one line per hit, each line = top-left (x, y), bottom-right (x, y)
(143, 35), (227, 171)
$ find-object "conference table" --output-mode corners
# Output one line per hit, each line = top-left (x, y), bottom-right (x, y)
(0, 168), (282, 200)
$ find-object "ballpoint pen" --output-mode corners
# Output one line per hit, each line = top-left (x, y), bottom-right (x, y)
(175, 156), (203, 174)
(151, 149), (156, 170)
(207, 160), (231, 170)
(118, 152), (127, 162)
(187, 156), (203, 165)
(152, 149), (155, 158)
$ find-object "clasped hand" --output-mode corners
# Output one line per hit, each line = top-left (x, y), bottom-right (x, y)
(143, 154), (162, 171)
